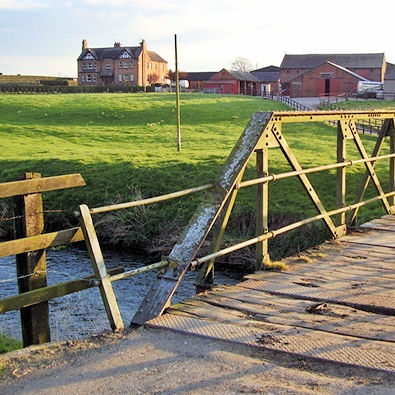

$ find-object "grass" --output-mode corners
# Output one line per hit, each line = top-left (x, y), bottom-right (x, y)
(0, 333), (22, 354)
(0, 93), (393, 259)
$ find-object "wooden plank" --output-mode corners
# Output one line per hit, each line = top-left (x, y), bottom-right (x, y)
(0, 173), (86, 198)
(169, 296), (395, 342)
(341, 229), (395, 248)
(0, 227), (84, 258)
(360, 217), (395, 232)
(238, 279), (395, 315)
(0, 266), (124, 314)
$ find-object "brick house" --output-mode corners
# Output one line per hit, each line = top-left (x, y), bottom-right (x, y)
(77, 39), (168, 86)
(280, 53), (386, 97)
(202, 69), (260, 95)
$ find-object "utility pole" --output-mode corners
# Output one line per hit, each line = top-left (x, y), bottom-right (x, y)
(175, 34), (181, 152)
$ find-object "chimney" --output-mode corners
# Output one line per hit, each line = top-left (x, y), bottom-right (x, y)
(114, 42), (121, 48)
(140, 39), (147, 51)
(82, 39), (88, 50)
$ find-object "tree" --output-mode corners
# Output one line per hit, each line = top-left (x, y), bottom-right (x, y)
(231, 57), (254, 72)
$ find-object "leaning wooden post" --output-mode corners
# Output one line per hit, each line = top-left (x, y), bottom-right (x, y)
(256, 149), (270, 268)
(336, 121), (347, 236)
(14, 172), (50, 347)
(79, 204), (124, 331)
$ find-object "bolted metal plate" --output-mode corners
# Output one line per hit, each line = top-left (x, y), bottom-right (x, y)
(147, 314), (395, 373)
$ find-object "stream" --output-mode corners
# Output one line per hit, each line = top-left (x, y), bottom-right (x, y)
(0, 247), (242, 342)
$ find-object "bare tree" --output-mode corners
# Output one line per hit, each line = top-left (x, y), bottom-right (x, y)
(231, 57), (254, 72)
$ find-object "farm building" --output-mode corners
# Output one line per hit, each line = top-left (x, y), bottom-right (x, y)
(280, 53), (386, 97)
(384, 62), (395, 94)
(250, 65), (280, 95)
(286, 61), (368, 98)
(185, 72), (216, 90)
(77, 39), (168, 87)
(201, 69), (260, 95)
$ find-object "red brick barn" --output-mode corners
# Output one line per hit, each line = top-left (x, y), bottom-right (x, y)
(288, 61), (368, 97)
(280, 53), (386, 96)
(202, 69), (260, 95)
(185, 72), (216, 90)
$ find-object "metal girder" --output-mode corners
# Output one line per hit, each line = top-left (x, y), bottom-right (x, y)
(271, 122), (338, 237)
(270, 110), (395, 123)
(348, 120), (393, 224)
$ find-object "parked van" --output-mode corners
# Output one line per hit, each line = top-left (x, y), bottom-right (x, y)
(357, 81), (384, 99)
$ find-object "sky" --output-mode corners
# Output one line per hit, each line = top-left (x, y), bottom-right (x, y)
(0, 0), (394, 77)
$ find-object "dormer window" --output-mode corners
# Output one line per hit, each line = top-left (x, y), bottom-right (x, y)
(119, 51), (132, 59)
(83, 52), (95, 60)
(105, 63), (111, 69)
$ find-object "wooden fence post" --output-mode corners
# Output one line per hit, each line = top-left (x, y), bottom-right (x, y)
(14, 172), (50, 346)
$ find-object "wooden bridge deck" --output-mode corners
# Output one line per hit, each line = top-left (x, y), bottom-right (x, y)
(147, 215), (395, 373)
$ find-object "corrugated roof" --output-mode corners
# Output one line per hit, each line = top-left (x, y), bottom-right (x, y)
(385, 63), (395, 80)
(186, 72), (217, 81)
(281, 53), (385, 69)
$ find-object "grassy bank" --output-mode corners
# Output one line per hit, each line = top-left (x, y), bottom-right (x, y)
(0, 93), (391, 260)
(0, 334), (21, 354)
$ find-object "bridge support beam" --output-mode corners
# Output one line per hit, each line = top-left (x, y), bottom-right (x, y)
(131, 112), (273, 325)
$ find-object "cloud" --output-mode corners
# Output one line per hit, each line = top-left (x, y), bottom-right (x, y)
(0, 0), (46, 10)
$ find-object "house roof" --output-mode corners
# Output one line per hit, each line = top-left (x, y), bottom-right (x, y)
(281, 53), (385, 69)
(185, 72), (217, 81)
(148, 51), (167, 63)
(385, 62), (395, 80)
(288, 61), (369, 83)
(78, 46), (142, 61)
(250, 71), (279, 82)
(228, 70), (260, 82)
(251, 65), (280, 73)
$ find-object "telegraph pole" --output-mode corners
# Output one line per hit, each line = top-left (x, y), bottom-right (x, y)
(175, 34), (181, 152)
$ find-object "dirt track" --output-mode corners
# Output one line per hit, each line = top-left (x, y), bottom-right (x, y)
(0, 326), (394, 394)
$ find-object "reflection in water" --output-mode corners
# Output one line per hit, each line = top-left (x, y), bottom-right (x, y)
(0, 247), (241, 341)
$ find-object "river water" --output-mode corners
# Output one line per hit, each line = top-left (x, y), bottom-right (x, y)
(0, 247), (241, 342)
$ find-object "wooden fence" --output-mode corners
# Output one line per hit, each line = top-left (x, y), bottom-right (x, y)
(0, 173), (123, 346)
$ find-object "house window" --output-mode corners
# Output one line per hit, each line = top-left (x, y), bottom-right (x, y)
(82, 62), (87, 70)
(320, 72), (334, 78)
(87, 62), (92, 70)
(81, 75), (85, 83)
(86, 74), (92, 83)
(149, 63), (152, 69)
(119, 62), (122, 69)
(130, 61), (133, 68)
(92, 74), (96, 82)
(130, 74), (134, 82)
(105, 63), (111, 69)
(119, 74), (122, 82)
(123, 61), (129, 69)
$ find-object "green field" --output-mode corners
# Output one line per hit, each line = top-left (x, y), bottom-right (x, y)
(0, 93), (392, 259)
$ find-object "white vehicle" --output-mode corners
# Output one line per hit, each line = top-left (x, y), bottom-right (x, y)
(357, 81), (383, 98)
